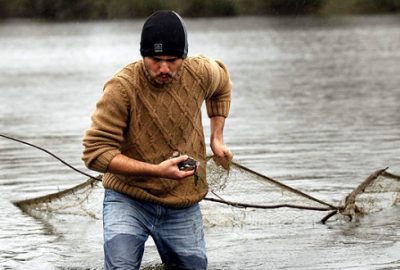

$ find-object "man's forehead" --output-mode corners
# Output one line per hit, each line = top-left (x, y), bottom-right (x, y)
(152, 55), (180, 60)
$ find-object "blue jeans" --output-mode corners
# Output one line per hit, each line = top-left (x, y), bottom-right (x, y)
(103, 189), (207, 270)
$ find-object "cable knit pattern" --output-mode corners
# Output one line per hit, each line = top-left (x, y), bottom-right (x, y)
(82, 55), (232, 208)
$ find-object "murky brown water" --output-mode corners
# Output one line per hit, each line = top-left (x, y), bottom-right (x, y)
(1, 15), (400, 269)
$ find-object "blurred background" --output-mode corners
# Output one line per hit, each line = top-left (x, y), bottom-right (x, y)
(1, 0), (400, 20)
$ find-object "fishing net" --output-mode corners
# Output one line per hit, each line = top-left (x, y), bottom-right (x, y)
(3, 133), (400, 227)
(12, 157), (400, 228)
(202, 158), (336, 227)
(204, 161), (400, 225)
(14, 177), (103, 221)
(335, 169), (400, 222)
(12, 158), (335, 227)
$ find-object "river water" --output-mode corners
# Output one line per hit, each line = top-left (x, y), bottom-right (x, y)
(1, 15), (400, 269)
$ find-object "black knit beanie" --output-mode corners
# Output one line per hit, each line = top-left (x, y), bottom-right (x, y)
(140, 10), (188, 59)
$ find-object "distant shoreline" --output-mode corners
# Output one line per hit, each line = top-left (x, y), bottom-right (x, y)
(1, 0), (400, 21)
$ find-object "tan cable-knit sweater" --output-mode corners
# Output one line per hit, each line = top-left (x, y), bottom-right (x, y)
(82, 55), (232, 208)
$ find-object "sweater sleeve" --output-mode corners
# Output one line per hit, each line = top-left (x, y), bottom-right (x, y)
(82, 77), (130, 172)
(204, 58), (232, 118)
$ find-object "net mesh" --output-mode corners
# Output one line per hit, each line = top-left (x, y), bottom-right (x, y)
(13, 158), (399, 227)
(202, 158), (335, 227)
(14, 177), (103, 220)
(337, 170), (400, 222)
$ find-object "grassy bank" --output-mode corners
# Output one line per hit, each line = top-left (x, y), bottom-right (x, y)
(1, 0), (400, 20)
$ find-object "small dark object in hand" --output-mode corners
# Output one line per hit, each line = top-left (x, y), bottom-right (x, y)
(178, 157), (197, 171)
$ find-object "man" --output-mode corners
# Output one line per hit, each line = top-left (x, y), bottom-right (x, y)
(82, 10), (232, 269)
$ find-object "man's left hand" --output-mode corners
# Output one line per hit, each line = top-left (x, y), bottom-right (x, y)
(211, 139), (233, 170)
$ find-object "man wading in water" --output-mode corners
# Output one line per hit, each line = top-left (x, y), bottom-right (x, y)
(82, 10), (233, 269)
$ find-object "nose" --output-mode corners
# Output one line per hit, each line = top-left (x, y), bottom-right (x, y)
(159, 61), (170, 74)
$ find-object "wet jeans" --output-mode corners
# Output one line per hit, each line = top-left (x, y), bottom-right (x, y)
(103, 189), (207, 270)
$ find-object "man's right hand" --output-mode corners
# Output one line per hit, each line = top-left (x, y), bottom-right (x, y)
(156, 155), (196, 180)
(107, 154), (194, 180)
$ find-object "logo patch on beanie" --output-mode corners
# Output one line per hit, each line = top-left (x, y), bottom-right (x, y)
(154, 43), (163, 53)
